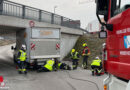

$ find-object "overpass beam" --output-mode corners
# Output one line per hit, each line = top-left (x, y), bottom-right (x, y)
(39, 10), (42, 22)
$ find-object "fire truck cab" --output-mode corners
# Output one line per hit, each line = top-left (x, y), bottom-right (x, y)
(96, 0), (130, 90)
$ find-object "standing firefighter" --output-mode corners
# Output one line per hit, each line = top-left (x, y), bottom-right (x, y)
(71, 49), (79, 70)
(17, 44), (27, 74)
(82, 43), (90, 69)
(91, 57), (102, 76)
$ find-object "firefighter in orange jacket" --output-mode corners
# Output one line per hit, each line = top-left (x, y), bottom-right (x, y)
(82, 43), (90, 69)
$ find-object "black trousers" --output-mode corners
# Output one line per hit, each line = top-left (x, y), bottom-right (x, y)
(60, 63), (71, 70)
(38, 66), (50, 72)
(91, 65), (102, 74)
(18, 61), (26, 72)
(83, 56), (88, 68)
(60, 63), (67, 70)
(72, 59), (79, 69)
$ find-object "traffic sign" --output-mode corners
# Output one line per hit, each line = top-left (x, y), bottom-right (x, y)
(29, 21), (35, 27)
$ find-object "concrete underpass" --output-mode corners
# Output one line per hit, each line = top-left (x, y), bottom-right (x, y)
(0, 0), (106, 90)
(0, 25), (106, 90)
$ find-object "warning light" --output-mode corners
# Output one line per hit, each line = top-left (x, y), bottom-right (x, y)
(104, 85), (107, 90)
(0, 76), (3, 83)
(24, 32), (27, 38)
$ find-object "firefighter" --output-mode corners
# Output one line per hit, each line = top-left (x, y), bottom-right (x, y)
(58, 61), (71, 70)
(71, 49), (80, 70)
(82, 43), (90, 69)
(17, 44), (27, 74)
(91, 57), (102, 76)
(37, 59), (57, 72)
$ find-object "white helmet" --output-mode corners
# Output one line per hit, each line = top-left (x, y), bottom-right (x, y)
(102, 43), (106, 47)
(51, 58), (54, 61)
(95, 56), (99, 60)
(21, 44), (26, 50)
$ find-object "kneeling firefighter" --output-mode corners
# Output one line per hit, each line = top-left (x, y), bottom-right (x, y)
(91, 57), (102, 76)
(58, 61), (71, 70)
(37, 58), (57, 72)
(17, 44), (27, 74)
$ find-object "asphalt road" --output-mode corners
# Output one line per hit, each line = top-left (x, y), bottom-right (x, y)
(0, 44), (106, 90)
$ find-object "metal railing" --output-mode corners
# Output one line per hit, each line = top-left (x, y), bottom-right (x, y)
(0, 0), (81, 29)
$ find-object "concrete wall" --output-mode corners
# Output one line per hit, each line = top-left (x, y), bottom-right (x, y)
(0, 15), (83, 60)
(61, 34), (79, 60)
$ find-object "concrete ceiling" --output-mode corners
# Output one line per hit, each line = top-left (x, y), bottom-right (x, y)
(0, 25), (25, 34)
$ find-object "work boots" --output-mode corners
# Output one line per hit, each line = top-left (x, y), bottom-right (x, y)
(24, 71), (27, 75)
(18, 71), (22, 74)
(67, 65), (71, 70)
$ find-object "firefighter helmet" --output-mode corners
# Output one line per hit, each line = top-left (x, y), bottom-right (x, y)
(95, 56), (99, 60)
(102, 43), (106, 47)
(83, 43), (87, 47)
(71, 49), (75, 53)
(21, 44), (26, 50)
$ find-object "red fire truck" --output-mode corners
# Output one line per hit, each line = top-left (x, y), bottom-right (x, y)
(96, 0), (130, 90)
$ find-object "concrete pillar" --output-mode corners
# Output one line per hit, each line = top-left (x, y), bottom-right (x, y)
(22, 5), (25, 19)
(61, 16), (63, 26)
(39, 10), (42, 22)
(51, 13), (54, 24)
(0, 0), (3, 15)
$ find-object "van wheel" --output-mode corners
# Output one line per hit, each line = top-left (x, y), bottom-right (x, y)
(33, 60), (38, 70)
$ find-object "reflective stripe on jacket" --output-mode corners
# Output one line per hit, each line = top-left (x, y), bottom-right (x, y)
(58, 63), (62, 69)
(44, 60), (54, 71)
(91, 59), (101, 66)
(18, 50), (26, 61)
(71, 52), (79, 59)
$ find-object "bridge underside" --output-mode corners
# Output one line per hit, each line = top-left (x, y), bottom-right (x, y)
(0, 25), (24, 33)
(0, 25), (24, 46)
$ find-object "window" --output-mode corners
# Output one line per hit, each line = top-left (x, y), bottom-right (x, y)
(121, 0), (130, 8)
(114, 0), (130, 16)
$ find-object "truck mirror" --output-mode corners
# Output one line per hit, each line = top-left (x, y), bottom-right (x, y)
(96, 0), (109, 15)
(99, 31), (107, 38)
(124, 5), (130, 10)
(11, 46), (14, 50)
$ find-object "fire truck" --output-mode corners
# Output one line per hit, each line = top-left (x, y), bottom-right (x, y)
(96, 0), (130, 90)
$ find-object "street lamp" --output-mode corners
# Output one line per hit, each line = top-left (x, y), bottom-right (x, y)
(54, 5), (57, 14)
(78, 0), (94, 4)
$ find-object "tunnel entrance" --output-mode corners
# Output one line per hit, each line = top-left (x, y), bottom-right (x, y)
(0, 25), (25, 75)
